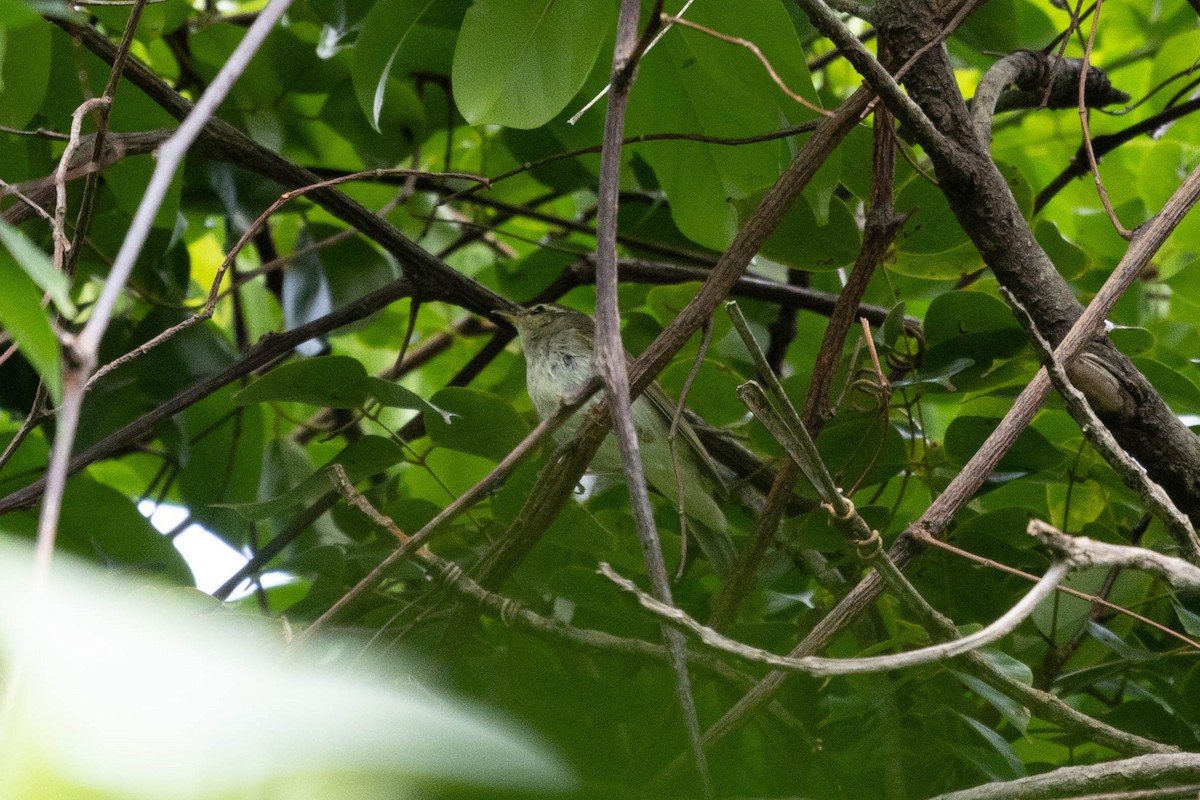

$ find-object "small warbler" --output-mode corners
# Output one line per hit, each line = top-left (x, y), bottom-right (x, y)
(495, 303), (736, 574)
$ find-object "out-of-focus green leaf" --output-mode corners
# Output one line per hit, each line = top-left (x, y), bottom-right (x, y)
(0, 22), (49, 127)
(0, 540), (574, 798)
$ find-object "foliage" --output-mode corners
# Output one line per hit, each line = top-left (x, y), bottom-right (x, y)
(0, 0), (1198, 797)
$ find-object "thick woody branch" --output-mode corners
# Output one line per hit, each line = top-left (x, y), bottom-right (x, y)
(971, 51), (1130, 145)
(866, 0), (1200, 523)
(1005, 289), (1199, 560)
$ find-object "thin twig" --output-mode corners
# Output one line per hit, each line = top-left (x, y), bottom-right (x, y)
(441, 121), (819, 204)
(567, 0), (696, 125)
(668, 316), (713, 577)
(323, 465), (766, 687)
(1077, 0), (1132, 239)
(66, 0), (151, 279)
(53, 98), (110, 270)
(591, 1), (712, 793)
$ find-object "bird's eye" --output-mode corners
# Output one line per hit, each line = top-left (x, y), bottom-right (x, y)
(529, 305), (546, 315)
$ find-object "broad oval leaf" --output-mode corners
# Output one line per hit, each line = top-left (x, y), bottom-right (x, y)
(628, 0), (820, 249)
(0, 540), (574, 797)
(424, 387), (528, 461)
(232, 356), (371, 408)
(452, 0), (614, 128)
(944, 416), (1065, 474)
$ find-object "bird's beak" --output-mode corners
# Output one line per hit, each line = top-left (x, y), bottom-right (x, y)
(493, 308), (522, 325)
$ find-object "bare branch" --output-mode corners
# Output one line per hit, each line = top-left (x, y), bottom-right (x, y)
(1030, 520), (1200, 589)
(591, 1), (711, 792)
(1003, 289), (1199, 560)
(601, 559), (1071, 675)
(928, 753), (1200, 800)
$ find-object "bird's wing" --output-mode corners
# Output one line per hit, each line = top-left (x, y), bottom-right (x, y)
(642, 381), (729, 496)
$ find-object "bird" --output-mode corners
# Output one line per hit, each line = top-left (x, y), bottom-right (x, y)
(494, 303), (737, 575)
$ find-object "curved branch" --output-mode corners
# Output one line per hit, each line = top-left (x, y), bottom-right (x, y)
(929, 753), (1200, 800)
(601, 560), (1071, 676)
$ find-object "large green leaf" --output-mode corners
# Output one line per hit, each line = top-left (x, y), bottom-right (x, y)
(425, 386), (529, 462)
(944, 416), (1065, 474)
(0, 540), (574, 798)
(350, 0), (436, 131)
(452, 0), (614, 128)
(232, 355), (372, 409)
(628, 0), (820, 250)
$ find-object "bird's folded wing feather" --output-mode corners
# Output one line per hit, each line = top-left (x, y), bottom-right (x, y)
(642, 381), (729, 497)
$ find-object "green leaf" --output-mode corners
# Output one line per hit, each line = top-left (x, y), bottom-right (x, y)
(924, 291), (1021, 346)
(955, 712), (1026, 781)
(627, 0), (819, 249)
(0, 539), (575, 797)
(0, 221), (75, 317)
(364, 377), (456, 424)
(735, 193), (861, 271)
(1109, 325), (1155, 356)
(944, 416), (1065, 474)
(953, 669), (1031, 735)
(0, 235), (60, 403)
(0, 22), (49, 128)
(350, 0), (436, 131)
(451, 0), (614, 128)
(1173, 600), (1200, 637)
(891, 356), (974, 391)
(0, 0), (40, 29)
(1131, 357), (1200, 413)
(889, 169), (1032, 279)
(816, 416), (907, 490)
(1031, 566), (1108, 645)
(424, 387), (529, 462)
(920, 291), (1028, 389)
(1034, 219), (1089, 280)
(218, 436), (407, 522)
(1087, 620), (1159, 662)
(232, 356), (371, 408)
